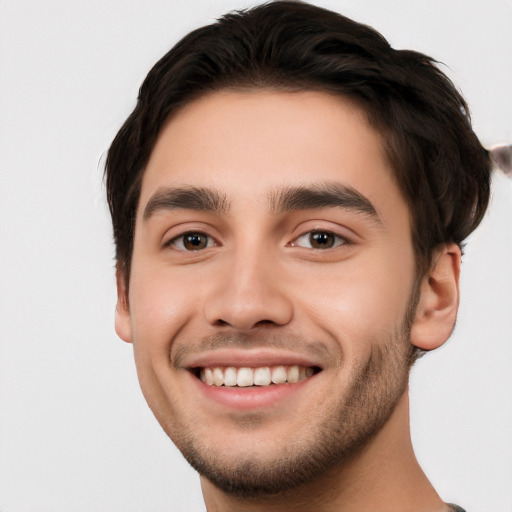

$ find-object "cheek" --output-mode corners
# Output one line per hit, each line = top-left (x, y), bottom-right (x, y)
(128, 264), (198, 420)
(293, 252), (415, 349)
(128, 262), (200, 353)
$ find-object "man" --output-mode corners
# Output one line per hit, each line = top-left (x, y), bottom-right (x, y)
(105, 1), (491, 510)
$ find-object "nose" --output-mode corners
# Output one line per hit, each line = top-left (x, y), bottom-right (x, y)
(203, 249), (294, 331)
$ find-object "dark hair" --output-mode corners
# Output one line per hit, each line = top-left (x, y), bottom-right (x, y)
(106, 0), (492, 283)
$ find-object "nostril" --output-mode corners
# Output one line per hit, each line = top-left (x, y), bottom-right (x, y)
(254, 319), (275, 327)
(212, 319), (275, 329)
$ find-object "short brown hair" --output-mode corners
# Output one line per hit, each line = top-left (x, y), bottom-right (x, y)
(106, 0), (491, 283)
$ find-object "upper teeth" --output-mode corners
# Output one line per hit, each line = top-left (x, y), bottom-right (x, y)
(199, 365), (315, 387)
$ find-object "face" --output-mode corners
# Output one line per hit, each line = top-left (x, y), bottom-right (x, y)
(117, 90), (419, 496)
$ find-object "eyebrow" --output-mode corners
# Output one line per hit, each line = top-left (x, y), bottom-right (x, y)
(269, 183), (381, 222)
(143, 186), (229, 221)
(142, 182), (381, 224)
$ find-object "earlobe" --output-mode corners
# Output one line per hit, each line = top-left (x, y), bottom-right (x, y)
(115, 265), (133, 344)
(410, 244), (461, 351)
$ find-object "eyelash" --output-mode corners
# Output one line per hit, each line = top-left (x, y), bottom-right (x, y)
(289, 230), (349, 250)
(165, 229), (350, 252)
(165, 231), (216, 251)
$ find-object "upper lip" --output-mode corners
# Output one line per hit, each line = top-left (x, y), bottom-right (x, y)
(184, 349), (324, 370)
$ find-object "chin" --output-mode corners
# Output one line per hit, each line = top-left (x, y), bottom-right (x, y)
(168, 343), (411, 498)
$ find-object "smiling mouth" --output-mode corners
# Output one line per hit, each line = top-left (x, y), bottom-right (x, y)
(194, 365), (321, 387)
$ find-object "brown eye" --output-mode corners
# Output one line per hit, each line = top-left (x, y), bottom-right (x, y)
(169, 232), (213, 251)
(291, 230), (347, 250)
(309, 231), (336, 249)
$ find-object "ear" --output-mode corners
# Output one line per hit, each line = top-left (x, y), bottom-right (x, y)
(115, 264), (133, 344)
(410, 243), (461, 351)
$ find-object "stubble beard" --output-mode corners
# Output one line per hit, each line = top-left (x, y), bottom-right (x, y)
(168, 305), (418, 499)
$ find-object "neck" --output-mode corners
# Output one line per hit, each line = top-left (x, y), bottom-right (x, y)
(200, 391), (447, 512)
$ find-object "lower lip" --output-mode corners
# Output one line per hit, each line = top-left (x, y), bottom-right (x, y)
(189, 371), (315, 410)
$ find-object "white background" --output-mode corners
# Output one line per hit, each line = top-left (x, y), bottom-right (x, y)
(0, 1), (511, 511)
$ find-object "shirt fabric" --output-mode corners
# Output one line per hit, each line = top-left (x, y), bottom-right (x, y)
(448, 504), (466, 512)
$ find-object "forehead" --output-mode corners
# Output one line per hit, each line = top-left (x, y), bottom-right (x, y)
(139, 89), (409, 227)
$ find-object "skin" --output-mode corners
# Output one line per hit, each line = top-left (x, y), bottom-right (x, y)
(116, 90), (461, 512)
